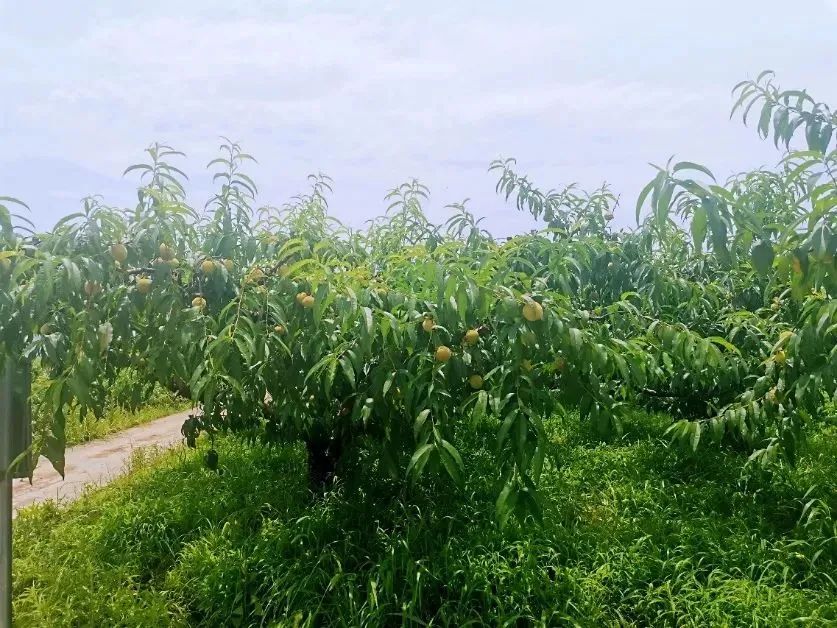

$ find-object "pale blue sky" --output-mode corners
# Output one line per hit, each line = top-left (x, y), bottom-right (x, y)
(2, 1), (836, 235)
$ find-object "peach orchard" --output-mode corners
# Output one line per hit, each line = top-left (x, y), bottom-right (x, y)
(1, 72), (835, 523)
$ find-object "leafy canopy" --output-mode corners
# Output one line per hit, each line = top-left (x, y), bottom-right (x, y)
(1, 73), (835, 522)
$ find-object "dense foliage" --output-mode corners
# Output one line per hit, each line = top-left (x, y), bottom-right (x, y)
(1, 72), (835, 523)
(12, 412), (837, 625)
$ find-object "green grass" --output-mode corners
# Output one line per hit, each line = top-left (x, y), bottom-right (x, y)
(12, 411), (837, 626)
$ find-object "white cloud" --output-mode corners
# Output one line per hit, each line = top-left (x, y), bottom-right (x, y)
(2, 2), (833, 233)
(13, 11), (707, 184)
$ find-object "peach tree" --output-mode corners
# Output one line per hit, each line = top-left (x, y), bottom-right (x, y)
(1, 74), (834, 523)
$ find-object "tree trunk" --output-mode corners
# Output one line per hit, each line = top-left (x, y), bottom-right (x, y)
(166, 377), (191, 399)
(305, 436), (343, 491)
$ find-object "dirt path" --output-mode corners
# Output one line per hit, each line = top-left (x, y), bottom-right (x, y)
(12, 410), (190, 513)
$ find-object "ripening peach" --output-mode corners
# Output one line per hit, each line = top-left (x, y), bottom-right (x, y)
(110, 243), (128, 263)
(522, 301), (544, 322)
(435, 345), (452, 362)
(137, 277), (153, 294)
(159, 243), (175, 261)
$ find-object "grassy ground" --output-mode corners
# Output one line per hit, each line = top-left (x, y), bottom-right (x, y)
(12, 410), (837, 627)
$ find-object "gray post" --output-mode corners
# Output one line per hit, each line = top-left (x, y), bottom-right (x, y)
(0, 359), (32, 628)
(0, 476), (9, 628)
